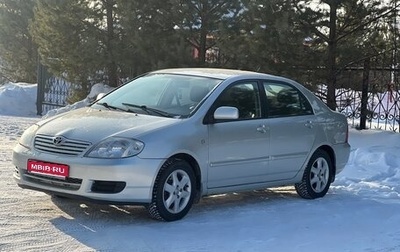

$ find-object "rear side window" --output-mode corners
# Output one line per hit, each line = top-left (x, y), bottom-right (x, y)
(263, 82), (313, 117)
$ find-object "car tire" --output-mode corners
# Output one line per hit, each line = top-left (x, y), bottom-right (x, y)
(295, 149), (333, 199)
(148, 159), (196, 221)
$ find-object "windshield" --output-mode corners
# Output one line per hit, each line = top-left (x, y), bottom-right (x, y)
(93, 73), (221, 118)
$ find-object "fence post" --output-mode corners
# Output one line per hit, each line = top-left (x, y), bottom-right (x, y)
(36, 62), (45, 116)
(360, 58), (370, 130)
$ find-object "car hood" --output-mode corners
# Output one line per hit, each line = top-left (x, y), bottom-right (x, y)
(36, 107), (179, 143)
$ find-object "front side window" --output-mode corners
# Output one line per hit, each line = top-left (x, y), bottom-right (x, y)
(214, 82), (261, 119)
(263, 82), (313, 117)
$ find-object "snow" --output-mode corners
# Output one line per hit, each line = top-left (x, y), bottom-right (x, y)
(0, 83), (37, 116)
(1, 83), (400, 251)
(42, 83), (113, 119)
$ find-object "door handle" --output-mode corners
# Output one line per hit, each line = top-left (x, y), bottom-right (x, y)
(257, 124), (269, 133)
(305, 120), (313, 129)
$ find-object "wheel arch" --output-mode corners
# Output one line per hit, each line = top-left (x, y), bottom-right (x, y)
(167, 153), (202, 202)
(316, 145), (336, 182)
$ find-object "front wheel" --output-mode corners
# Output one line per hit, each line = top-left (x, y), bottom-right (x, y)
(295, 149), (333, 199)
(148, 159), (196, 221)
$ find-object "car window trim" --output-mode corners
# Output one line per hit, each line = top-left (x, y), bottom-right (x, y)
(203, 79), (263, 124)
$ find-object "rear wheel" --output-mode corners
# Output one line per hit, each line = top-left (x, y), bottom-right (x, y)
(295, 149), (333, 199)
(148, 159), (196, 221)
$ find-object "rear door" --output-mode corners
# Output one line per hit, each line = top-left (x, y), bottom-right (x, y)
(263, 81), (316, 180)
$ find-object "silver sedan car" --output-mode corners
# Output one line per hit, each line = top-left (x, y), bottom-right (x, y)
(13, 68), (350, 221)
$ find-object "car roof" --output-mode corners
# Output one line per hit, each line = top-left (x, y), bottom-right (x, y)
(151, 68), (279, 80)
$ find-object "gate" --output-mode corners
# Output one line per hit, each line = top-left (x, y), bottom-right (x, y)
(36, 63), (72, 116)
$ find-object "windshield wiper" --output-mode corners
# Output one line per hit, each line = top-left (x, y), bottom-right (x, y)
(96, 102), (127, 112)
(122, 103), (174, 118)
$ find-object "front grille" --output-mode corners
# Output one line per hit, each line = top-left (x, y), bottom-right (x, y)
(91, 181), (126, 194)
(34, 134), (91, 156)
(24, 171), (82, 191)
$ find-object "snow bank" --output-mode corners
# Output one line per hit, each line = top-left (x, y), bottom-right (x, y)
(0, 83), (37, 116)
(0, 82), (113, 118)
(333, 129), (400, 200)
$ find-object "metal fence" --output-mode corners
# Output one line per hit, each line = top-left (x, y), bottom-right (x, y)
(337, 84), (400, 132)
(315, 57), (400, 132)
(36, 64), (71, 116)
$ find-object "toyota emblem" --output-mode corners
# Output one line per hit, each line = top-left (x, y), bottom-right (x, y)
(53, 136), (65, 146)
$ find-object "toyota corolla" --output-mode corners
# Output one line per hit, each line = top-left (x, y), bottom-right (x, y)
(13, 68), (350, 221)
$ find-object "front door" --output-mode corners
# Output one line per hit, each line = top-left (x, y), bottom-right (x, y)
(207, 81), (270, 188)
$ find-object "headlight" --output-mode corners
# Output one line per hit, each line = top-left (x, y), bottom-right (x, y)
(19, 124), (39, 149)
(86, 137), (144, 158)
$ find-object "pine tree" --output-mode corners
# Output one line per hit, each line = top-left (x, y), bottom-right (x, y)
(0, 0), (37, 83)
(172, 0), (242, 66)
(115, 0), (196, 76)
(31, 0), (124, 103)
(217, 1), (314, 78)
(292, 0), (395, 109)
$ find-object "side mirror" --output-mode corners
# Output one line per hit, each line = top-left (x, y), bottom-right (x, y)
(214, 106), (239, 120)
(96, 93), (106, 101)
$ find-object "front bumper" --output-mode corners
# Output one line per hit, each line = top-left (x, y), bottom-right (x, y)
(12, 143), (165, 204)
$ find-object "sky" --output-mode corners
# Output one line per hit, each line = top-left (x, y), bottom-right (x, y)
(1, 82), (400, 251)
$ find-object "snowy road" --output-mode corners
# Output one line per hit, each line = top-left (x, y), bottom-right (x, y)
(1, 115), (400, 252)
